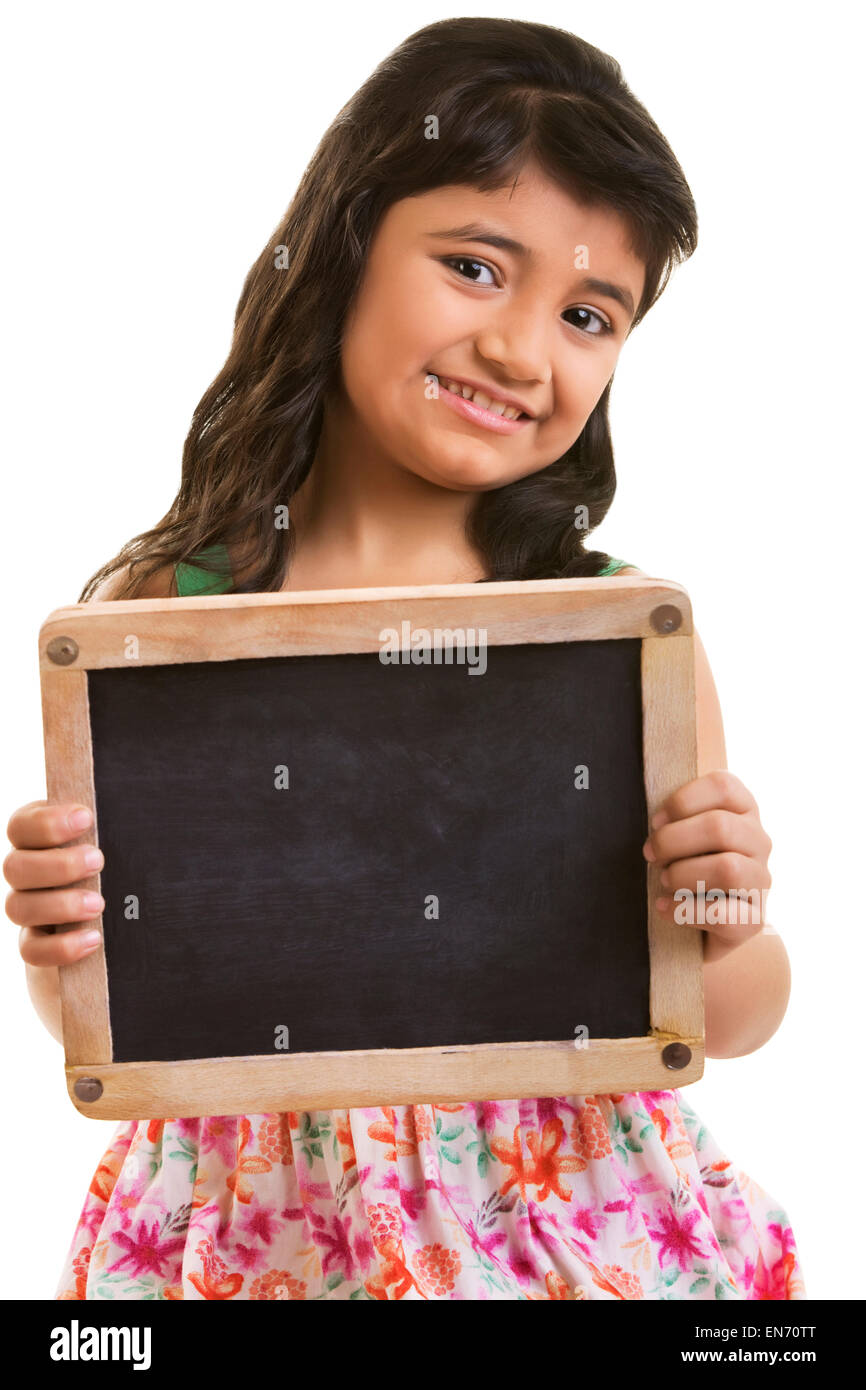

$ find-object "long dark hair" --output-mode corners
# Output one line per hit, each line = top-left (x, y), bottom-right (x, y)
(80, 16), (697, 600)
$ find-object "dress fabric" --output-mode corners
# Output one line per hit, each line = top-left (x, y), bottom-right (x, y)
(55, 551), (806, 1300)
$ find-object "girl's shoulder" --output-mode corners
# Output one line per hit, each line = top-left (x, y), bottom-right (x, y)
(89, 561), (177, 602)
(89, 545), (234, 603)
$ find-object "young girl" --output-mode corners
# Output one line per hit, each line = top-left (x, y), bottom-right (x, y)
(8, 17), (804, 1300)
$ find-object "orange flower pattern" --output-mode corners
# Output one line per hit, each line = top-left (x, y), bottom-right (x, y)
(54, 1091), (805, 1300)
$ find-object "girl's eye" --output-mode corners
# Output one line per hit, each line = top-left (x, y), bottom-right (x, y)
(443, 255), (497, 287)
(562, 306), (614, 337)
(441, 257), (614, 338)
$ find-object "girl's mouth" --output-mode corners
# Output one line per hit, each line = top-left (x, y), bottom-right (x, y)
(430, 375), (532, 436)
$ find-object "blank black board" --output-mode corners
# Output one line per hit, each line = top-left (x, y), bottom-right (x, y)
(87, 639), (650, 1063)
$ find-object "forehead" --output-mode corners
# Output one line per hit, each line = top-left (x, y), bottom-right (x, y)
(388, 165), (643, 277)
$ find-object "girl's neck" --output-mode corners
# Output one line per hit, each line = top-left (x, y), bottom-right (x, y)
(276, 399), (490, 590)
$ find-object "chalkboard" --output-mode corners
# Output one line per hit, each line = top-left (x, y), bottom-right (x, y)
(40, 577), (704, 1119)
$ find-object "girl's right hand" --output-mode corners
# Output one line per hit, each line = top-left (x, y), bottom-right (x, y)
(4, 800), (105, 967)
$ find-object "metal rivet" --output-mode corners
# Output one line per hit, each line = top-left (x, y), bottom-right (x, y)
(650, 604), (682, 634)
(73, 1077), (103, 1102)
(662, 1042), (692, 1070)
(47, 636), (79, 665)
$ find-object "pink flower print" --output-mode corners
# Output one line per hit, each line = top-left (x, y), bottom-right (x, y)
(608, 1171), (668, 1238)
(308, 1209), (355, 1279)
(638, 1091), (678, 1110)
(717, 1190), (753, 1236)
(79, 1203), (109, 1244)
(569, 1201), (610, 1243)
(237, 1203), (284, 1247)
(765, 1222), (803, 1299)
(229, 1240), (269, 1275)
(186, 1198), (222, 1237)
(199, 1115), (239, 1168)
(352, 1228), (375, 1268)
(378, 1172), (429, 1222)
(506, 1248), (541, 1288)
(477, 1100), (510, 1129)
(298, 1178), (338, 1203)
(647, 1203), (709, 1272)
(105, 1218), (187, 1281)
(174, 1116), (202, 1141)
(535, 1096), (560, 1126)
(109, 1179), (152, 1232)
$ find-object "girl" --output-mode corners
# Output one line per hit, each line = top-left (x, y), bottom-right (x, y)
(7, 17), (804, 1300)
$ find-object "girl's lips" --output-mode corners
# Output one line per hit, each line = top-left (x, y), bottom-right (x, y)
(433, 379), (532, 435)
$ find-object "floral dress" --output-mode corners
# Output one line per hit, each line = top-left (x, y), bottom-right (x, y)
(55, 554), (806, 1300)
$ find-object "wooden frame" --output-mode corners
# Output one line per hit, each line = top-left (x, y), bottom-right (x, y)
(39, 575), (703, 1119)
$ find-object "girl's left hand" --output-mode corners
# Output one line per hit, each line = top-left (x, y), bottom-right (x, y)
(642, 770), (772, 956)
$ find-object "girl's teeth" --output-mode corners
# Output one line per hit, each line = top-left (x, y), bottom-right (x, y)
(442, 379), (522, 420)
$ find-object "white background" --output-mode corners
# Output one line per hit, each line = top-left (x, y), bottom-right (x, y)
(2, 0), (862, 1300)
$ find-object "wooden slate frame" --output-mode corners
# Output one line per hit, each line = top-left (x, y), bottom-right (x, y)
(39, 576), (703, 1120)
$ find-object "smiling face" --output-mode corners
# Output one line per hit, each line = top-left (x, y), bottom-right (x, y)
(334, 159), (647, 492)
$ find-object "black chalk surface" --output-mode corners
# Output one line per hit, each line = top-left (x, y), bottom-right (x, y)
(87, 639), (649, 1063)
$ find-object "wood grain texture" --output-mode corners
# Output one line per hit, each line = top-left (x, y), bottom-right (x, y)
(40, 667), (112, 1065)
(40, 577), (693, 670)
(642, 635), (704, 1039)
(66, 1035), (706, 1119)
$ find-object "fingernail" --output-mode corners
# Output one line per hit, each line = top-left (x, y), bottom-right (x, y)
(79, 930), (102, 949)
(82, 892), (103, 913)
(643, 840), (656, 861)
(68, 808), (92, 831)
(83, 848), (103, 870)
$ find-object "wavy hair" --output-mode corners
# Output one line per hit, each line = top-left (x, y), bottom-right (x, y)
(80, 16), (697, 600)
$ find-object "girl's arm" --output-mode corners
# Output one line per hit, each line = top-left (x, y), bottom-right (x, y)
(19, 561), (177, 1047)
(690, 628), (791, 1058)
(619, 569), (795, 1056)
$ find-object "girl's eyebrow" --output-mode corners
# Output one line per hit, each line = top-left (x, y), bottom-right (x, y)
(426, 221), (636, 322)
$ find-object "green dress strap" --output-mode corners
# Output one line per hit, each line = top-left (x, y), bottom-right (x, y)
(596, 555), (633, 577)
(175, 542), (234, 597)
(174, 543), (630, 592)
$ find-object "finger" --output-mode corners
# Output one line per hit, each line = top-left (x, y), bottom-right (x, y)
(19, 922), (103, 968)
(3, 842), (103, 891)
(645, 808), (770, 866)
(5, 885), (104, 931)
(6, 802), (94, 851)
(651, 770), (757, 828)
(657, 851), (772, 896)
(654, 895), (765, 942)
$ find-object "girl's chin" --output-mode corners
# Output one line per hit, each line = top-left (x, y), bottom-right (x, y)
(406, 437), (525, 491)
(411, 457), (518, 492)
